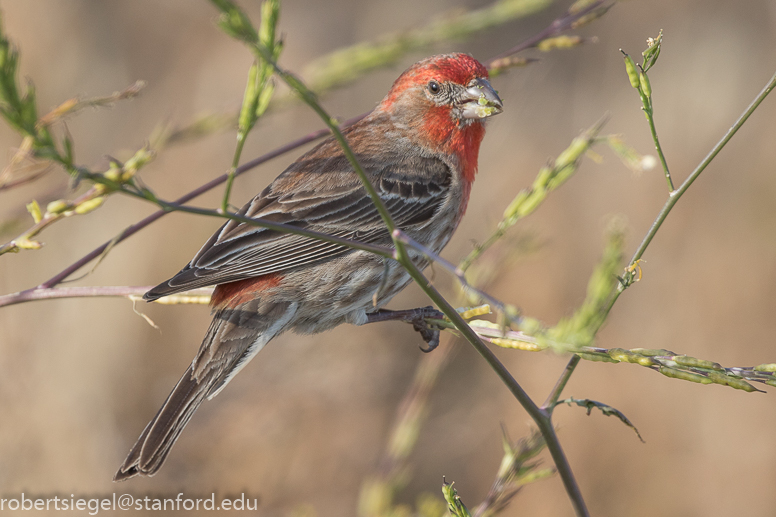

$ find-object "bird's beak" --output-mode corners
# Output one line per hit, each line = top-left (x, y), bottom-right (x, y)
(459, 77), (503, 120)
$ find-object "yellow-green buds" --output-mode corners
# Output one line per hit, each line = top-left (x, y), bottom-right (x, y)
(536, 35), (583, 52)
(26, 199), (42, 222)
(45, 199), (70, 215)
(73, 196), (104, 215)
(442, 481), (472, 517)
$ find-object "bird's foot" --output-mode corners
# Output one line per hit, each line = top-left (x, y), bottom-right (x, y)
(365, 306), (445, 353)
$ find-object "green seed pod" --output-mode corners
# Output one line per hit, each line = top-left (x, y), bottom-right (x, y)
(104, 167), (121, 182)
(531, 166), (553, 190)
(673, 355), (723, 370)
(621, 51), (640, 89)
(705, 371), (730, 386)
(536, 35), (583, 52)
(122, 148), (155, 180)
(554, 137), (589, 170)
(636, 356), (657, 367)
(46, 199), (70, 215)
(26, 199), (43, 223)
(630, 348), (671, 357)
(576, 352), (618, 363)
(726, 378), (758, 392)
(659, 367), (712, 384)
(238, 62), (260, 133)
(74, 196), (105, 215)
(639, 71), (652, 98)
(458, 305), (491, 320)
(515, 189), (547, 218)
(489, 337), (542, 351)
(608, 348), (637, 363)
(502, 190), (530, 220)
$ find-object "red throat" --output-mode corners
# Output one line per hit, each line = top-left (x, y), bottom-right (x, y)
(421, 107), (486, 184)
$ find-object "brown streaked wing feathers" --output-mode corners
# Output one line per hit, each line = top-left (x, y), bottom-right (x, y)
(144, 136), (451, 302)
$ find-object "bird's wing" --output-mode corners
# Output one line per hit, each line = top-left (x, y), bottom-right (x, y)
(145, 143), (451, 300)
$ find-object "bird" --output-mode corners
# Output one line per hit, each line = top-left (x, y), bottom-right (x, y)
(114, 52), (503, 481)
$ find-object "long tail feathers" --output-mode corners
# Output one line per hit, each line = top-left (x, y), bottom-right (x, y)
(114, 365), (213, 481)
(115, 300), (295, 481)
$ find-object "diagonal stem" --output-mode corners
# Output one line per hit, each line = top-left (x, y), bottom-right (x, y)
(542, 69), (776, 433)
(542, 355), (581, 411)
(601, 68), (776, 321)
(397, 258), (589, 517)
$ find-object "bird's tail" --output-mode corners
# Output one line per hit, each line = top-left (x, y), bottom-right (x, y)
(114, 365), (213, 481)
(114, 299), (296, 481)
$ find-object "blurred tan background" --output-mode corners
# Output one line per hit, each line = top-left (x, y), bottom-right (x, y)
(1, 0), (775, 515)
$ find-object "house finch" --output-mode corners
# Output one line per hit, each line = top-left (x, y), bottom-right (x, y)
(115, 52), (502, 481)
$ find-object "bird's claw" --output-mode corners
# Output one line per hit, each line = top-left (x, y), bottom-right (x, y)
(412, 306), (443, 353)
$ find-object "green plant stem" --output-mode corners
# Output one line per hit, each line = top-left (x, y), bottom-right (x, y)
(601, 69), (776, 322)
(644, 104), (673, 191)
(545, 69), (776, 410)
(542, 355), (581, 411)
(397, 257), (589, 517)
(221, 136), (246, 212)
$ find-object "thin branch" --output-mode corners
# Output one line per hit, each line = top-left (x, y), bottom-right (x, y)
(540, 66), (776, 414)
(620, 41), (673, 192)
(392, 229), (520, 325)
(485, 0), (611, 65)
(0, 198), (394, 309)
(542, 355), (581, 411)
(0, 166), (50, 191)
(0, 286), (213, 305)
(603, 69), (776, 317)
(396, 259), (589, 517)
(305, 0), (559, 93)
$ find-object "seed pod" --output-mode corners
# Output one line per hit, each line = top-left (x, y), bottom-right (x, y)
(45, 199), (70, 215)
(630, 348), (671, 357)
(673, 355), (723, 370)
(554, 137), (589, 171)
(621, 51), (640, 89)
(577, 352), (618, 363)
(725, 377), (759, 392)
(531, 166), (553, 191)
(659, 367), (712, 384)
(515, 189), (547, 218)
(639, 70), (652, 98)
(74, 196), (105, 215)
(26, 200), (43, 222)
(238, 62), (260, 133)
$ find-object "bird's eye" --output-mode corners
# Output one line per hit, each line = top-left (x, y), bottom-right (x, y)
(427, 80), (441, 95)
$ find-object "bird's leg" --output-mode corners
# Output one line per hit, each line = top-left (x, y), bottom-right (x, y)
(365, 306), (445, 353)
